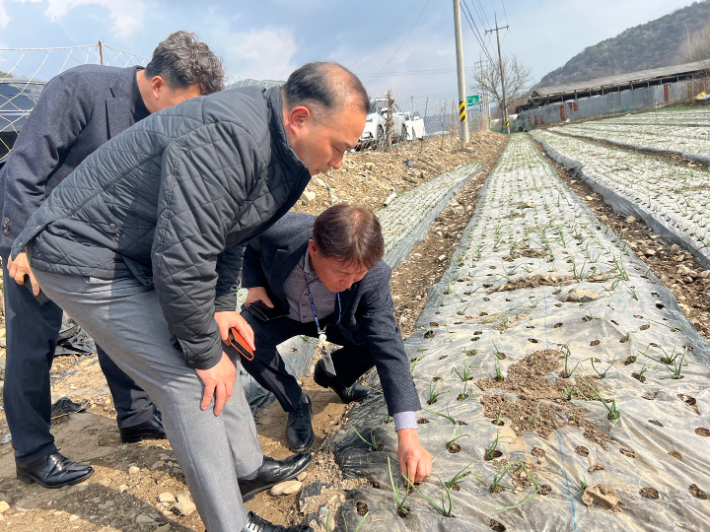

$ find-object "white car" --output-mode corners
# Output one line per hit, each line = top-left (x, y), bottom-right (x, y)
(358, 98), (408, 147)
(402, 111), (425, 140)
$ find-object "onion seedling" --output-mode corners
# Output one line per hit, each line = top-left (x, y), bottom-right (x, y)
(494, 362), (505, 382)
(352, 427), (379, 450)
(584, 381), (620, 421)
(387, 457), (410, 517)
(452, 362), (475, 381)
(427, 379), (449, 405)
(560, 344), (581, 378)
(591, 358), (615, 379)
(423, 406), (457, 424)
(485, 432), (502, 461)
(405, 475), (453, 517)
(446, 429), (470, 451)
(444, 461), (482, 490)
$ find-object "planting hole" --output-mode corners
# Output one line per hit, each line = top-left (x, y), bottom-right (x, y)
(439, 355), (448, 360)
(485, 449), (503, 461)
(649, 420), (663, 427)
(540, 485), (552, 496)
(417, 418), (430, 424)
(620, 448), (637, 459)
(669, 450), (682, 461)
(432, 376), (442, 382)
(575, 446), (589, 457)
(695, 427), (710, 436)
(448, 443), (461, 453)
(590, 340), (601, 346)
(639, 487), (659, 499)
(489, 519), (507, 532)
(690, 484), (707, 500)
(356, 502), (369, 516)
(640, 324), (650, 331)
(465, 349), (477, 357)
(554, 322), (564, 328)
(634, 315), (644, 319)
(471, 336), (480, 341)
(624, 355), (637, 365)
(656, 303), (665, 309)
(528, 338), (539, 344)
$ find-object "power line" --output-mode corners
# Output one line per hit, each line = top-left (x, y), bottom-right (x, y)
(362, 0), (432, 85)
(355, 67), (459, 77)
(501, 0), (509, 25)
(349, 0), (424, 69)
(461, 0), (496, 65)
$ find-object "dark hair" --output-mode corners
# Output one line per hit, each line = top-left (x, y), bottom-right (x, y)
(313, 204), (384, 270)
(282, 61), (369, 118)
(144, 31), (224, 95)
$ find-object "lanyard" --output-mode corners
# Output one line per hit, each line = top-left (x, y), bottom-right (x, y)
(303, 271), (342, 343)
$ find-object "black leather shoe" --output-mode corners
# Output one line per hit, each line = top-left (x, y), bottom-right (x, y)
(119, 412), (166, 443)
(239, 452), (313, 502)
(286, 396), (315, 452)
(17, 451), (94, 489)
(242, 511), (313, 532)
(314, 359), (370, 403)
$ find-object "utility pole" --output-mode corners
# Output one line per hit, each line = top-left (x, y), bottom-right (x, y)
(453, 0), (469, 144)
(486, 14), (509, 134)
(474, 55), (490, 131)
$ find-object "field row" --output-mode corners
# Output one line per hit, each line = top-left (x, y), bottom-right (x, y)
(532, 129), (710, 268)
(338, 134), (710, 531)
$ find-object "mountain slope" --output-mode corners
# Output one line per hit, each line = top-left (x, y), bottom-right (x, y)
(536, 1), (710, 88)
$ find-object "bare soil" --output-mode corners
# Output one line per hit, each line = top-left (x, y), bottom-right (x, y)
(477, 350), (611, 449)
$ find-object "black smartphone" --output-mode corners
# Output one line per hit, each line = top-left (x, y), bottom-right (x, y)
(247, 300), (288, 322)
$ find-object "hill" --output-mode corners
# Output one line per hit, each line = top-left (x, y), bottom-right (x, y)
(536, 1), (710, 89)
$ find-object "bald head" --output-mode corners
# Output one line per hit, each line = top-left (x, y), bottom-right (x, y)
(282, 61), (369, 119)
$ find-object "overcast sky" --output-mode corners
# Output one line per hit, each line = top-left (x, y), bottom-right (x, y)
(0, 0), (699, 100)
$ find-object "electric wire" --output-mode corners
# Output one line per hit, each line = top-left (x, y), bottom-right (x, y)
(361, 0), (432, 85)
(461, 0), (496, 65)
(348, 0), (423, 69)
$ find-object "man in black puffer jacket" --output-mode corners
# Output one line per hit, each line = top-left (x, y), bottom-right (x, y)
(9, 62), (368, 532)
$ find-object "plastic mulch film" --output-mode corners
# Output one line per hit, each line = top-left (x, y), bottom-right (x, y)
(379, 162), (484, 269)
(242, 163), (483, 411)
(531, 129), (710, 271)
(550, 120), (710, 164)
(335, 134), (710, 531)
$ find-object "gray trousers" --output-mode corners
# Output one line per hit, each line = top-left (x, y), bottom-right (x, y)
(33, 269), (262, 532)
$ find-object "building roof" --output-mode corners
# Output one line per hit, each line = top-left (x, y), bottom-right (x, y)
(526, 60), (710, 105)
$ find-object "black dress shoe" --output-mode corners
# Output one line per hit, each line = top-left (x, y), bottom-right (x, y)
(242, 511), (313, 532)
(17, 451), (94, 489)
(239, 452), (313, 501)
(286, 396), (315, 452)
(119, 412), (167, 443)
(313, 359), (370, 403)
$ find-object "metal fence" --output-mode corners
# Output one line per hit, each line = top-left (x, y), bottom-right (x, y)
(515, 75), (710, 131)
(0, 42), (479, 162)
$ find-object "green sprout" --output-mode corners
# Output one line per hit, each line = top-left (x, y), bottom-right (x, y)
(405, 475), (453, 517)
(352, 427), (379, 449)
(427, 379), (449, 405)
(423, 406), (457, 424)
(591, 358), (615, 379)
(560, 344), (581, 378)
(446, 429), (470, 451)
(584, 381), (620, 421)
(444, 461), (482, 490)
(485, 432), (502, 461)
(387, 456), (410, 517)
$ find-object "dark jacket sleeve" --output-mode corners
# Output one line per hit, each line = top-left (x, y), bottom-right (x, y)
(241, 237), (268, 288)
(214, 245), (244, 311)
(2, 72), (91, 259)
(151, 123), (260, 370)
(359, 266), (422, 415)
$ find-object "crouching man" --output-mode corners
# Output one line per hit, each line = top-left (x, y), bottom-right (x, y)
(241, 204), (432, 483)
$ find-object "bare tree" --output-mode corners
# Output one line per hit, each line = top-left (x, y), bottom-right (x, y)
(677, 21), (710, 63)
(472, 54), (532, 119)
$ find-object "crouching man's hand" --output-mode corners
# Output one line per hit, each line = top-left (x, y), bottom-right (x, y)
(397, 429), (432, 484)
(245, 286), (274, 308)
(195, 352), (235, 416)
(215, 310), (255, 350)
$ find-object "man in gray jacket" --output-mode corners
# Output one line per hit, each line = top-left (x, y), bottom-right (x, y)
(1, 31), (223, 490)
(10, 61), (368, 532)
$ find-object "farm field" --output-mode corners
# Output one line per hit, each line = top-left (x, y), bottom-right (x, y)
(336, 134), (710, 531)
(531, 129), (710, 269)
(552, 110), (710, 161)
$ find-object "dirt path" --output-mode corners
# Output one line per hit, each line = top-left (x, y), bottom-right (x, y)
(0, 132), (508, 531)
